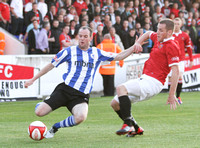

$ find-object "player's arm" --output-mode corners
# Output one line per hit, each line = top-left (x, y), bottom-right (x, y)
(113, 31), (153, 61)
(167, 65), (179, 110)
(24, 63), (54, 88)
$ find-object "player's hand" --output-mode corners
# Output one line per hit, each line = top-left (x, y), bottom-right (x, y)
(133, 42), (143, 53)
(24, 80), (34, 88)
(166, 95), (179, 110)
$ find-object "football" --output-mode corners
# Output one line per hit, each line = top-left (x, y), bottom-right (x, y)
(28, 121), (47, 141)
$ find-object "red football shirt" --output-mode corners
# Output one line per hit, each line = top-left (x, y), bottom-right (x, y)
(143, 32), (180, 85)
(0, 2), (10, 21)
(59, 33), (71, 50)
(73, 1), (88, 16)
(173, 31), (193, 61)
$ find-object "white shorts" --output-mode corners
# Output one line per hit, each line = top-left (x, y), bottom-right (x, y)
(168, 61), (185, 77)
(114, 74), (163, 103)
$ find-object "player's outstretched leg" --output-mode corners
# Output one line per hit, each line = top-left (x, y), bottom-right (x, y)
(45, 115), (77, 138)
(45, 103), (88, 139)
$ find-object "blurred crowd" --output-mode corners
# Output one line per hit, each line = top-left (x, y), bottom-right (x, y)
(0, 0), (200, 54)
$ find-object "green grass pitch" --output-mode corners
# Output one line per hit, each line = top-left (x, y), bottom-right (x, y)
(0, 92), (199, 148)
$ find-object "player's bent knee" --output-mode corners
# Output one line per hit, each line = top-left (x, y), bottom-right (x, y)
(110, 99), (120, 111)
(74, 113), (87, 124)
(116, 85), (127, 96)
(35, 102), (52, 117)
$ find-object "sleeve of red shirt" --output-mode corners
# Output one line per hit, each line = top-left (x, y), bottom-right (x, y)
(150, 32), (157, 43)
(166, 42), (180, 67)
(185, 33), (193, 61)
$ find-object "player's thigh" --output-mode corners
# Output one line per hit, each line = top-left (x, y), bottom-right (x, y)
(123, 78), (141, 97)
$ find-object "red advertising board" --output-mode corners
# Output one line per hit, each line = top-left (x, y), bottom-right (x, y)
(0, 63), (34, 80)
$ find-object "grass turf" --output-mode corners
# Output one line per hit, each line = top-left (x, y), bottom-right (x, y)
(0, 92), (199, 148)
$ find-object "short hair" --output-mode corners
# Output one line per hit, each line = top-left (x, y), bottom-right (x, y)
(103, 34), (111, 39)
(42, 21), (50, 28)
(159, 18), (174, 31)
(79, 26), (93, 37)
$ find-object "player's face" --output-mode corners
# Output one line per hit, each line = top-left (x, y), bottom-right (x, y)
(157, 23), (168, 42)
(174, 20), (182, 32)
(78, 29), (92, 50)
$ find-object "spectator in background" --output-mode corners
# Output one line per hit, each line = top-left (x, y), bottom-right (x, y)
(101, 0), (112, 17)
(71, 30), (79, 46)
(0, 32), (5, 55)
(133, 0), (142, 18)
(23, 16), (40, 44)
(57, 14), (65, 29)
(127, 15), (134, 29)
(121, 4), (131, 23)
(50, 19), (62, 54)
(113, 15), (122, 36)
(88, 0), (100, 22)
(140, 0), (146, 14)
(73, 0), (88, 16)
(0, 0), (10, 31)
(127, 28), (136, 49)
(103, 19), (112, 35)
(143, 23), (152, 53)
(179, 5), (188, 20)
(187, 12), (193, 27)
(189, 19), (198, 52)
(97, 34), (124, 97)
(79, 9), (87, 24)
(170, 3), (179, 18)
(93, 24), (103, 46)
(46, 4), (57, 25)
(161, 0), (171, 18)
(120, 20), (129, 49)
(152, 5), (165, 26)
(108, 6), (116, 25)
(190, 2), (199, 14)
(92, 13), (103, 31)
(69, 20), (76, 39)
(67, 6), (76, 22)
(118, 0), (125, 15)
(113, 1), (120, 16)
(24, 0), (35, 13)
(25, 2), (43, 27)
(10, 0), (24, 36)
(107, 27), (124, 51)
(59, 25), (72, 51)
(38, 0), (48, 19)
(28, 19), (40, 54)
(63, 0), (72, 14)
(35, 21), (50, 54)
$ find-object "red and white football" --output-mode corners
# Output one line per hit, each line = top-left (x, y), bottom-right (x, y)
(28, 121), (47, 141)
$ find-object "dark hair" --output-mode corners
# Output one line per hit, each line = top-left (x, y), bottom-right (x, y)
(79, 26), (93, 37)
(42, 21), (50, 28)
(159, 18), (174, 31)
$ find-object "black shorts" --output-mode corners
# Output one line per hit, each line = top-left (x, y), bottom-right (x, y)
(44, 83), (90, 112)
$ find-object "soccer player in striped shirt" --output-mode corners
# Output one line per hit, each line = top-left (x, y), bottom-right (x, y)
(24, 26), (138, 138)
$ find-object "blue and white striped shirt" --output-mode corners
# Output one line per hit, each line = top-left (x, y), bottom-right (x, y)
(51, 46), (117, 94)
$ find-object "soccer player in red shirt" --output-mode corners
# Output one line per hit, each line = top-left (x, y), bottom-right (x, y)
(110, 19), (180, 137)
(168, 17), (193, 104)
(59, 25), (72, 50)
